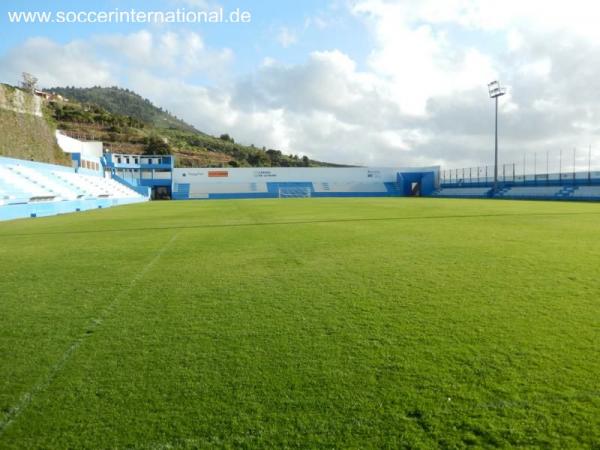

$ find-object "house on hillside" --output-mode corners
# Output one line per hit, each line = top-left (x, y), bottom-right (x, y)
(34, 89), (68, 102)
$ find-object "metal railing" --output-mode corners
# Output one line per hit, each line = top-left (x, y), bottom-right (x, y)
(441, 150), (600, 187)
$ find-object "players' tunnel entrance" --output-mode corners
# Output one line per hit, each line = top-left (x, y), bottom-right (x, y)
(397, 171), (436, 196)
(152, 186), (172, 200)
(410, 182), (421, 197)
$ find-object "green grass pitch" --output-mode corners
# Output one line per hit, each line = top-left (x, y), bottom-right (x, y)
(0, 198), (599, 448)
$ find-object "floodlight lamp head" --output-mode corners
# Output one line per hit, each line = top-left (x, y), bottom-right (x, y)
(488, 80), (506, 98)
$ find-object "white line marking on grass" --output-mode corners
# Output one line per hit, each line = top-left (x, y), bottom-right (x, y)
(0, 232), (179, 436)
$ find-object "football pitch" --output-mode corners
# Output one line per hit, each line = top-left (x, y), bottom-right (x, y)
(0, 198), (599, 448)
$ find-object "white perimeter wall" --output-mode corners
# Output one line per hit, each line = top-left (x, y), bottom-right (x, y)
(173, 166), (439, 197)
(55, 131), (103, 159)
(174, 167), (436, 184)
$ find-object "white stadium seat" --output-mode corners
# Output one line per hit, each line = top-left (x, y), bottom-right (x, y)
(8, 165), (79, 200)
(52, 172), (142, 199)
(500, 186), (562, 197)
(571, 186), (600, 198)
(0, 163), (143, 206)
(433, 187), (491, 196)
(0, 165), (54, 200)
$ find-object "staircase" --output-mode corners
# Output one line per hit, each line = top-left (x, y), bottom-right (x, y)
(385, 182), (402, 196)
(494, 186), (511, 197)
(556, 186), (576, 198)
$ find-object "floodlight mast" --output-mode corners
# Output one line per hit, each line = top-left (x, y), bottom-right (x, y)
(488, 80), (506, 193)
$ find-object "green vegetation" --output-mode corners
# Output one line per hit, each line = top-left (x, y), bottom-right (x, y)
(49, 86), (197, 132)
(0, 198), (599, 448)
(0, 108), (69, 166)
(47, 86), (343, 169)
(143, 136), (172, 156)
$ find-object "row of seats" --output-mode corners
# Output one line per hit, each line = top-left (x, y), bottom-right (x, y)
(498, 186), (563, 197)
(431, 185), (600, 200)
(53, 172), (140, 199)
(432, 187), (492, 196)
(10, 165), (79, 200)
(0, 163), (143, 205)
(567, 186), (600, 198)
(0, 165), (53, 202)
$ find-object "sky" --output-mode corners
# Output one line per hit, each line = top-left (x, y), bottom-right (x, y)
(1, 0), (600, 170)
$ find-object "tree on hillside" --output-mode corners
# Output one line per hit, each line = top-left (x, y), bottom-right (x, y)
(143, 136), (172, 155)
(266, 149), (282, 165)
(21, 72), (38, 93)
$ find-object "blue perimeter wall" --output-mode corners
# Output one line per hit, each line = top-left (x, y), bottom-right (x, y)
(0, 197), (145, 221)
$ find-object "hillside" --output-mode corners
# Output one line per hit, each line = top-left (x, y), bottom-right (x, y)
(49, 86), (199, 133)
(48, 86), (345, 168)
(0, 84), (70, 165)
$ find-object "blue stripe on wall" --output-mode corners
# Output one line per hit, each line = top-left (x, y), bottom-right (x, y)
(0, 197), (147, 221)
(199, 192), (399, 200)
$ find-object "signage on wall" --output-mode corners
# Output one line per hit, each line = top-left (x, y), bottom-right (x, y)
(367, 170), (381, 178)
(208, 170), (229, 178)
(182, 172), (204, 177)
(253, 170), (277, 178)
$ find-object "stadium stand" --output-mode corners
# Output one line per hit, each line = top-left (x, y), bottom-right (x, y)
(0, 165), (55, 202)
(0, 157), (148, 221)
(53, 172), (142, 199)
(498, 186), (564, 199)
(432, 187), (492, 197)
(431, 183), (600, 201)
(571, 185), (600, 199)
(8, 165), (79, 200)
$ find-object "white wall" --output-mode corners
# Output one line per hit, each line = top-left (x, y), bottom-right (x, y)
(55, 131), (103, 158)
(174, 167), (437, 184)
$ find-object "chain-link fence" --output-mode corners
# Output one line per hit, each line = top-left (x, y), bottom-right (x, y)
(441, 149), (600, 186)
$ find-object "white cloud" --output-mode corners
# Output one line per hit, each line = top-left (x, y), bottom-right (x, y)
(507, 29), (524, 52)
(352, 0), (497, 115)
(276, 27), (298, 48)
(0, 30), (233, 89)
(94, 30), (232, 77)
(518, 58), (552, 79)
(0, 37), (115, 87)
(173, 0), (221, 10)
(97, 30), (155, 67)
(304, 16), (329, 30)
(354, 0), (600, 42)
